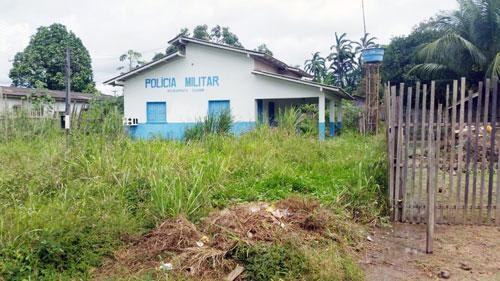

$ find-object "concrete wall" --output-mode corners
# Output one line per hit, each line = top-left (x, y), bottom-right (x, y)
(122, 43), (325, 139)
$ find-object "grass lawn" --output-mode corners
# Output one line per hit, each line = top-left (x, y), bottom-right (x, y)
(0, 122), (387, 280)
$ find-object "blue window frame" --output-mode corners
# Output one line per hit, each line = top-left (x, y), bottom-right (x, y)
(146, 102), (166, 123)
(208, 100), (230, 117)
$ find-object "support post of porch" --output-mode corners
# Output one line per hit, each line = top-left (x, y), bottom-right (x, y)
(337, 100), (343, 134)
(318, 95), (326, 140)
(329, 99), (336, 137)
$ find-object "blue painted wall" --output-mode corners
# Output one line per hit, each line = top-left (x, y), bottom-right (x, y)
(129, 122), (256, 140)
(318, 122), (325, 140)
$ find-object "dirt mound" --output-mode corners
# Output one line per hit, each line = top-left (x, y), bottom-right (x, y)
(96, 197), (342, 280)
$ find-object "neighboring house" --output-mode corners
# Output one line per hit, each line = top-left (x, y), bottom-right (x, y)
(0, 86), (95, 117)
(105, 35), (352, 140)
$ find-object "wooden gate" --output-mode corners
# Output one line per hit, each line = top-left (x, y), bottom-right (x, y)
(387, 78), (500, 229)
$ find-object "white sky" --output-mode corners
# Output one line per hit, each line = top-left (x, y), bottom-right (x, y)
(0, 0), (458, 95)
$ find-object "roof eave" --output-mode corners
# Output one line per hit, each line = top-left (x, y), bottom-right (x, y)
(103, 52), (183, 86)
(251, 70), (353, 100)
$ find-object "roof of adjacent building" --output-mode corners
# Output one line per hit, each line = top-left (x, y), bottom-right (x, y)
(0, 86), (101, 102)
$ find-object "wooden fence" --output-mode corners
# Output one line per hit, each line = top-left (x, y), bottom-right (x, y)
(387, 78), (500, 230)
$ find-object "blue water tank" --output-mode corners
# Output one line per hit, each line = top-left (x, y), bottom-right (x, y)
(361, 47), (384, 63)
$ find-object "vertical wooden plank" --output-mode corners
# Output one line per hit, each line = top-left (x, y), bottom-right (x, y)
(426, 81), (436, 253)
(472, 82), (483, 224)
(410, 83), (421, 223)
(435, 104), (443, 224)
(480, 79), (491, 222)
(419, 83), (428, 223)
(464, 90), (474, 222)
(385, 84), (393, 209)
(389, 85), (397, 220)
(449, 81), (458, 223)
(442, 86), (450, 223)
(487, 77), (498, 223)
(403, 86), (412, 221)
(395, 87), (404, 221)
(455, 78), (466, 223)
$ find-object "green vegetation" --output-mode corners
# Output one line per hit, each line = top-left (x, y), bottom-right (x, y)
(0, 109), (386, 280)
(9, 23), (96, 93)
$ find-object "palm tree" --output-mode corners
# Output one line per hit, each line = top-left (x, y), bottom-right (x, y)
(328, 32), (358, 89)
(304, 52), (326, 82)
(117, 50), (145, 72)
(354, 33), (378, 53)
(411, 0), (500, 80)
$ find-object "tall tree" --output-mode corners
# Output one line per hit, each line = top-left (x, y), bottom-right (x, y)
(9, 23), (95, 93)
(193, 25), (210, 41)
(411, 0), (500, 81)
(328, 33), (358, 90)
(117, 50), (144, 72)
(354, 33), (378, 53)
(304, 52), (326, 82)
(255, 44), (273, 56)
(382, 21), (442, 84)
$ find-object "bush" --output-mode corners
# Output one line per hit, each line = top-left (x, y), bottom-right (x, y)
(231, 242), (309, 281)
(184, 110), (233, 141)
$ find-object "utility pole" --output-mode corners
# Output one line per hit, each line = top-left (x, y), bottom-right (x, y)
(361, 0), (367, 35)
(65, 47), (71, 132)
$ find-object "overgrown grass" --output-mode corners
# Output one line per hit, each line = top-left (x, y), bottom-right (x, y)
(0, 113), (386, 280)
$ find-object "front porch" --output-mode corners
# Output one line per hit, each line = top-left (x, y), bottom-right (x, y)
(255, 95), (343, 140)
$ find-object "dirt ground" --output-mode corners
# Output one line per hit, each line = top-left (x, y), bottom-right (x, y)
(359, 223), (500, 281)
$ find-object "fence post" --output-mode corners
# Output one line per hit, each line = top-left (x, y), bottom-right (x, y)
(426, 81), (436, 254)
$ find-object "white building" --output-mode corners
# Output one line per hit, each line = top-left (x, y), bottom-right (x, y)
(105, 35), (352, 140)
(0, 86), (94, 117)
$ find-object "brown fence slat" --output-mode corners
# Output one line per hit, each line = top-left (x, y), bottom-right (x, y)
(418, 83), (428, 223)
(435, 102), (442, 224)
(448, 81), (458, 222)
(389, 85), (397, 218)
(472, 82), (482, 224)
(487, 78), (498, 223)
(410, 83), (421, 223)
(426, 81), (436, 253)
(395, 87), (404, 221)
(464, 90), (473, 222)
(402, 87), (412, 221)
(480, 79), (490, 222)
(455, 78), (466, 224)
(442, 85), (450, 223)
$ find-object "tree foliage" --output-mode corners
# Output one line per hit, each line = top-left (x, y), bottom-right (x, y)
(411, 0), (500, 81)
(9, 23), (95, 93)
(255, 44), (273, 56)
(304, 32), (378, 92)
(117, 50), (145, 72)
(381, 21), (443, 84)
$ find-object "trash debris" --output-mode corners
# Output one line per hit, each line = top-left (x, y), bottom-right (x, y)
(367, 235), (374, 242)
(196, 241), (204, 247)
(225, 264), (245, 281)
(159, 262), (173, 271)
(438, 270), (450, 279)
(459, 262), (472, 271)
(200, 235), (210, 243)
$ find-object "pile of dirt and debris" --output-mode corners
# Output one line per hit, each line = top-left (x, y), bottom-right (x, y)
(96, 197), (359, 280)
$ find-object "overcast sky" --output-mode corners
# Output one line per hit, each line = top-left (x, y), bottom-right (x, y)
(0, 0), (457, 95)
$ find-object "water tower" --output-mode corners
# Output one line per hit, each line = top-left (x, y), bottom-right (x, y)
(361, 47), (384, 134)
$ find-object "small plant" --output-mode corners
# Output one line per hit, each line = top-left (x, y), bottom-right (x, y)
(231, 242), (309, 281)
(184, 109), (233, 141)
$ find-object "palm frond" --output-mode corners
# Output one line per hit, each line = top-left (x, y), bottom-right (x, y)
(417, 33), (487, 71)
(408, 63), (453, 79)
(486, 52), (500, 79)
